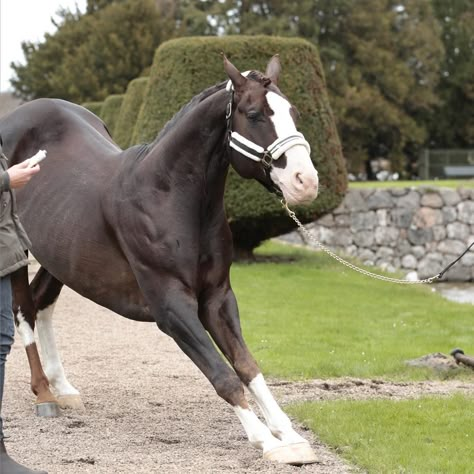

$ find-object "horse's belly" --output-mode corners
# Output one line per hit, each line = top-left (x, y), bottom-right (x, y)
(18, 198), (152, 322)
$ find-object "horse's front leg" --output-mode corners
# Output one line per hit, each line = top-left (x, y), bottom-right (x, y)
(137, 276), (283, 455)
(200, 286), (317, 464)
(10, 266), (60, 417)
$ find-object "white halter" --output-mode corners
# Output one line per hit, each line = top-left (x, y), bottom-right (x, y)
(226, 74), (311, 168)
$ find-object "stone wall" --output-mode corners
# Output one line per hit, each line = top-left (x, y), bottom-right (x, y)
(279, 187), (474, 281)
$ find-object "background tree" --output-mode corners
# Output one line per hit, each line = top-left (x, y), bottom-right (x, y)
(203, 0), (445, 176)
(11, 0), (165, 103)
(10, 0), (465, 177)
(86, 0), (121, 14)
(430, 0), (474, 148)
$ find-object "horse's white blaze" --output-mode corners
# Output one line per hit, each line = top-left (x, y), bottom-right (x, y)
(36, 302), (79, 396)
(16, 309), (35, 347)
(266, 91), (319, 205)
(249, 373), (307, 445)
(233, 406), (283, 452)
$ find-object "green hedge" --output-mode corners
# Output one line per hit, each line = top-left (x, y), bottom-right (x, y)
(101, 94), (124, 137)
(115, 77), (149, 149)
(81, 101), (104, 118)
(135, 36), (346, 253)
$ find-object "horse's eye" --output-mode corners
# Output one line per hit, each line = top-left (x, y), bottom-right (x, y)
(246, 111), (261, 122)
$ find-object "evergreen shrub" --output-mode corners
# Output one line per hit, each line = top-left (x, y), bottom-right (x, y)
(135, 36), (346, 254)
(81, 101), (104, 118)
(115, 77), (149, 148)
(101, 94), (124, 137)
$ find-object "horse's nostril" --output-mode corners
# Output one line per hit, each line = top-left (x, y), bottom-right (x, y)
(295, 172), (304, 186)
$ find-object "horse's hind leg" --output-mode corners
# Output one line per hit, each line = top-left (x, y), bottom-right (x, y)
(11, 266), (60, 417)
(201, 287), (317, 464)
(31, 267), (84, 410)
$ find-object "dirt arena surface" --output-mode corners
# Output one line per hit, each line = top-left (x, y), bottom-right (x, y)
(3, 266), (473, 473)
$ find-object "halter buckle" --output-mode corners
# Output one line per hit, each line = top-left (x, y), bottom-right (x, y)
(225, 101), (232, 120)
(261, 151), (273, 169)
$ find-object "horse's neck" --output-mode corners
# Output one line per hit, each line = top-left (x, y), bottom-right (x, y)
(146, 89), (229, 205)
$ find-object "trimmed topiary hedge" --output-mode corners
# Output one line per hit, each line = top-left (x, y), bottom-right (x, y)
(82, 101), (104, 118)
(135, 36), (346, 254)
(101, 94), (124, 137)
(115, 77), (149, 149)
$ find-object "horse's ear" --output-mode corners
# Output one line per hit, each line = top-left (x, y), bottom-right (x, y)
(222, 53), (247, 92)
(265, 54), (281, 85)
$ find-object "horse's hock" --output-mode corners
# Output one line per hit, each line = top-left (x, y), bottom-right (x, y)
(280, 187), (474, 281)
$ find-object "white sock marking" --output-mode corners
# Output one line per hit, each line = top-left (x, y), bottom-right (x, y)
(249, 373), (307, 444)
(233, 406), (283, 452)
(16, 309), (35, 347)
(36, 302), (80, 396)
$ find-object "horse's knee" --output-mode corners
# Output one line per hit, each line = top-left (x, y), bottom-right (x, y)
(212, 373), (247, 407)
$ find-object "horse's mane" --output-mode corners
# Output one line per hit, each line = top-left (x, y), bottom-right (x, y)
(150, 70), (268, 146)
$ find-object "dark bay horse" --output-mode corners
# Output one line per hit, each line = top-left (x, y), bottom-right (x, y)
(0, 56), (319, 464)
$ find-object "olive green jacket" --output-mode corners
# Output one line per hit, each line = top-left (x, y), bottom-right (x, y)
(0, 153), (31, 277)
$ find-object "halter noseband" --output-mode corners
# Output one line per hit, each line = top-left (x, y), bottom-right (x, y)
(225, 75), (311, 170)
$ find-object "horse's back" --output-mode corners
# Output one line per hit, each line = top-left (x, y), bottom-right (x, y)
(0, 98), (119, 165)
(0, 99), (150, 319)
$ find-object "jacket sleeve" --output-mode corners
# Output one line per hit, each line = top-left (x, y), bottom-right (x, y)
(0, 171), (10, 193)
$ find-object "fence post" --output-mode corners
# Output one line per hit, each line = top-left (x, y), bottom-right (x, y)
(421, 149), (430, 179)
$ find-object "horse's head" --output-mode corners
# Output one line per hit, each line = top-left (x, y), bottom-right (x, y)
(223, 55), (319, 206)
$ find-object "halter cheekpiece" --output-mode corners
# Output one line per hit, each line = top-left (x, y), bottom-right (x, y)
(225, 73), (311, 169)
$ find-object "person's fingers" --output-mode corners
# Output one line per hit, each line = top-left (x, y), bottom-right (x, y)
(27, 164), (41, 174)
(16, 160), (31, 169)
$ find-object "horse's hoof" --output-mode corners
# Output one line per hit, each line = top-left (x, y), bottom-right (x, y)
(57, 395), (85, 410)
(35, 401), (61, 417)
(263, 442), (318, 465)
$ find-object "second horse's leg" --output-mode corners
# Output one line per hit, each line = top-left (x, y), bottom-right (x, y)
(11, 266), (60, 417)
(31, 267), (84, 410)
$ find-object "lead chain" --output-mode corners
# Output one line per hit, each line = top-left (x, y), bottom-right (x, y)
(281, 200), (440, 285)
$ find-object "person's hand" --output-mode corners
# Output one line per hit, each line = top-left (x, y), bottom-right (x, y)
(7, 160), (41, 189)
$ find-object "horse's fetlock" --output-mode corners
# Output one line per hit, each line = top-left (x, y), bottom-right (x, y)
(31, 379), (50, 397)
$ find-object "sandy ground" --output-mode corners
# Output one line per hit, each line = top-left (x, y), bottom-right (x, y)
(3, 266), (473, 474)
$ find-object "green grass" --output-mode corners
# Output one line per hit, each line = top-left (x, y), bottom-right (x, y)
(349, 179), (474, 189)
(288, 395), (474, 473)
(231, 241), (474, 380)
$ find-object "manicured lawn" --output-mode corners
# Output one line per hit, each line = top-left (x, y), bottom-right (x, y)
(231, 242), (474, 380)
(288, 395), (474, 474)
(349, 179), (474, 189)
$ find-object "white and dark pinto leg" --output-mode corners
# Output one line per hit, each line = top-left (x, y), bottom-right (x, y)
(248, 373), (316, 463)
(11, 266), (60, 417)
(200, 287), (317, 465)
(32, 268), (84, 410)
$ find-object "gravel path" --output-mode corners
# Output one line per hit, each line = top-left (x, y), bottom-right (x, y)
(3, 277), (473, 473)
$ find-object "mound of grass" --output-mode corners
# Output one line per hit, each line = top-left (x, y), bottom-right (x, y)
(288, 395), (474, 473)
(232, 241), (474, 380)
